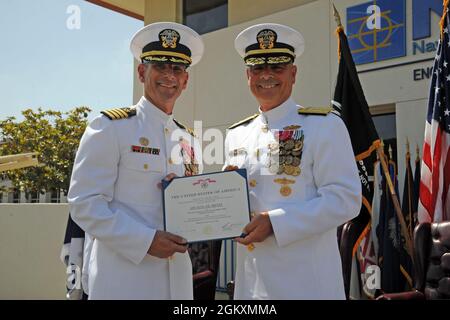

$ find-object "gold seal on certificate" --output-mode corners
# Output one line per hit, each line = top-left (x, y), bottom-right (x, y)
(162, 169), (251, 242)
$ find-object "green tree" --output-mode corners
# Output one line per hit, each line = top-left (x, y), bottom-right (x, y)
(0, 107), (91, 196)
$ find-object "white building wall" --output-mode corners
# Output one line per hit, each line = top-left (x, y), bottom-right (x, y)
(0, 204), (69, 299)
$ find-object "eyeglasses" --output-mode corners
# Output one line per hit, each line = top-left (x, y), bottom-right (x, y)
(248, 64), (290, 75)
(150, 63), (187, 75)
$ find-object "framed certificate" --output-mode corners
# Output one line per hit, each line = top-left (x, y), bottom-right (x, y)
(162, 169), (251, 243)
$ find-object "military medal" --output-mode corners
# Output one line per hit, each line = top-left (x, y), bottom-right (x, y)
(274, 178), (296, 197)
(291, 157), (301, 167)
(179, 139), (198, 176)
(139, 137), (149, 146)
(277, 166), (284, 175)
(271, 126), (304, 178)
(268, 163), (279, 174)
(280, 185), (292, 197)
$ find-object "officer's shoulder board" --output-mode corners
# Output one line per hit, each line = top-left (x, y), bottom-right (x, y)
(173, 119), (196, 137)
(228, 114), (259, 129)
(298, 107), (341, 118)
(101, 107), (137, 120)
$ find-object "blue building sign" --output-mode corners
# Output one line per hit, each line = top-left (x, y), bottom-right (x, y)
(347, 0), (406, 65)
(412, 0), (442, 40)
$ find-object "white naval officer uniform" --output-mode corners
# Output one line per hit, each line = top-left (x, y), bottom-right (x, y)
(68, 96), (201, 299)
(224, 97), (361, 299)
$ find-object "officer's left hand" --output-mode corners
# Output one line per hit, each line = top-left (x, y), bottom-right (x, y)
(235, 212), (273, 245)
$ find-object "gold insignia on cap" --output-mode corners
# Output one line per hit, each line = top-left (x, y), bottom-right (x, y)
(159, 29), (180, 49)
(257, 29), (277, 50)
(139, 137), (149, 146)
(267, 56), (292, 64)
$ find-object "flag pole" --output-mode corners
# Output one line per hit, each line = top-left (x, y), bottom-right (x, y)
(377, 145), (413, 257)
(406, 138), (414, 239)
(332, 4), (414, 259)
(416, 143), (420, 163)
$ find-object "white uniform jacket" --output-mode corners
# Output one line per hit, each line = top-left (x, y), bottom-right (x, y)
(68, 96), (201, 299)
(224, 98), (361, 299)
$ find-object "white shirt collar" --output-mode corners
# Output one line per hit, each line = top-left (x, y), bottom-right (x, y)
(137, 96), (175, 126)
(259, 97), (298, 126)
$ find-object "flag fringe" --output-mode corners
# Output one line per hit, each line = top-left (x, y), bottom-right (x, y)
(351, 195), (372, 257)
(355, 139), (381, 161)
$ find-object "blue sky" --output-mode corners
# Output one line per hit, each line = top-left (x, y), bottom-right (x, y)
(0, 0), (142, 120)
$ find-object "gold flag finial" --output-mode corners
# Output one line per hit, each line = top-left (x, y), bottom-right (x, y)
(333, 4), (343, 28)
(388, 144), (393, 160)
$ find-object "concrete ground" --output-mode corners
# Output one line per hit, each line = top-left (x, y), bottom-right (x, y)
(215, 291), (229, 300)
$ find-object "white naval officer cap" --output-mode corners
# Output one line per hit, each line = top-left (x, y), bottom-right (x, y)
(130, 22), (204, 67)
(235, 23), (305, 66)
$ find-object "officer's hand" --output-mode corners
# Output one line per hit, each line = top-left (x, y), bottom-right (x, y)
(147, 230), (188, 258)
(157, 173), (178, 189)
(235, 211), (273, 245)
(223, 165), (238, 171)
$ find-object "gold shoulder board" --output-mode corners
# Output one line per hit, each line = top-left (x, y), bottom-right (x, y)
(228, 114), (259, 129)
(101, 107), (136, 120)
(173, 119), (196, 137)
(298, 107), (333, 116)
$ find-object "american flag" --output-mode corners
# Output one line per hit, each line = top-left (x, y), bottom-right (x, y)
(419, 4), (450, 223)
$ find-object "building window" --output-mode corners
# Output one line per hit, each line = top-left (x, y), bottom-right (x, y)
(50, 189), (61, 203)
(28, 191), (40, 203)
(372, 112), (397, 166)
(11, 189), (20, 203)
(183, 0), (228, 35)
(0, 192), (3, 203)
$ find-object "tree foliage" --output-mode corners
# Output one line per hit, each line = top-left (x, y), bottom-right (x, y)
(0, 107), (91, 195)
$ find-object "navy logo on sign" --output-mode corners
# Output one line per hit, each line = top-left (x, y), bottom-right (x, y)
(347, 0), (406, 65)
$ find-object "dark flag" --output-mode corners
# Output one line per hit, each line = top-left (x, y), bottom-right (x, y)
(377, 158), (413, 292)
(60, 214), (89, 300)
(402, 143), (416, 242)
(332, 24), (381, 298)
(400, 145), (415, 289)
(418, 1), (450, 223)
